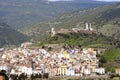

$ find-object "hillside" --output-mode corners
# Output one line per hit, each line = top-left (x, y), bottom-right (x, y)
(39, 32), (120, 48)
(101, 48), (120, 72)
(0, 22), (28, 47)
(0, 0), (111, 29)
(38, 31), (120, 72)
(21, 3), (120, 40)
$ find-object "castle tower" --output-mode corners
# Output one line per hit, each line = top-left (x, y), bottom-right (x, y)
(85, 23), (89, 30)
(51, 27), (56, 36)
(89, 23), (94, 31)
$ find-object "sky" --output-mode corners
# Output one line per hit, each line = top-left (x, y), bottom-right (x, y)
(48, 0), (120, 2)
(48, 0), (73, 2)
(95, 0), (120, 2)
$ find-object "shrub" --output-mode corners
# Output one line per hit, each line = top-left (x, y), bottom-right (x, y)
(43, 73), (49, 78)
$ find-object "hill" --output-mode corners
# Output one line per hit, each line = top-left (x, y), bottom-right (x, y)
(38, 30), (120, 72)
(101, 48), (120, 72)
(21, 3), (120, 40)
(0, 22), (28, 47)
(39, 32), (120, 48)
(0, 0), (112, 29)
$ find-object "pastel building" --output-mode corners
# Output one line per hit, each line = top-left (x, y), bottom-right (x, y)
(0, 64), (11, 74)
(67, 67), (75, 76)
(14, 64), (32, 75)
(115, 68), (120, 75)
(95, 68), (105, 74)
(60, 65), (67, 76)
(84, 69), (91, 75)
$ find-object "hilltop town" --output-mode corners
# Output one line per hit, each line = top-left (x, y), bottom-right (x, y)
(1, 0), (120, 80)
(0, 40), (107, 79)
(0, 23), (114, 79)
(0, 23), (120, 80)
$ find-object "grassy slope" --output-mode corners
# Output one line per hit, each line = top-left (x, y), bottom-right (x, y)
(39, 32), (120, 48)
(101, 48), (120, 72)
(104, 48), (120, 61)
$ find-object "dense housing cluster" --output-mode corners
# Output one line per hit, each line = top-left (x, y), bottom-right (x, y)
(0, 42), (105, 77)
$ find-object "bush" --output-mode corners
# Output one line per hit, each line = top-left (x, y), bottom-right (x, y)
(110, 74), (120, 79)
(18, 73), (27, 80)
(38, 73), (42, 78)
(43, 73), (49, 78)
(99, 56), (106, 63)
(0, 70), (9, 80)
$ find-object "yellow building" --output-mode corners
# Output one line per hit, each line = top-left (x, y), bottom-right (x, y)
(58, 67), (62, 75)
(60, 65), (67, 75)
(45, 67), (49, 73)
(64, 51), (70, 59)
(115, 68), (120, 75)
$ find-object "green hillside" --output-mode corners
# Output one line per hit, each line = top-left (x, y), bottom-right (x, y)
(21, 2), (120, 72)
(21, 3), (120, 40)
(0, 22), (28, 47)
(100, 48), (120, 72)
(0, 0), (110, 29)
(38, 32), (120, 72)
(39, 32), (120, 48)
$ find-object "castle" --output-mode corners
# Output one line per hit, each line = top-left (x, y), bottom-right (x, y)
(51, 23), (95, 36)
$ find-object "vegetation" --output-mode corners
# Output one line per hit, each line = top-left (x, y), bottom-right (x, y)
(9, 73), (48, 80)
(100, 48), (120, 72)
(39, 32), (120, 73)
(0, 70), (9, 80)
(21, 3), (120, 41)
(0, 1), (120, 76)
(0, 22), (28, 47)
(39, 32), (120, 48)
(0, 0), (106, 29)
(104, 48), (120, 61)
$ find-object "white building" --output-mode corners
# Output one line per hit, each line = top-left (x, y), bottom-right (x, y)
(14, 65), (32, 75)
(95, 68), (105, 74)
(32, 70), (41, 74)
(0, 65), (9, 71)
(67, 67), (75, 76)
(84, 69), (91, 75)
(0, 64), (11, 74)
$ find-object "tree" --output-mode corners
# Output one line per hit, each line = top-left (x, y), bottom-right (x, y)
(0, 70), (6, 74)
(43, 73), (49, 78)
(38, 73), (42, 78)
(31, 74), (34, 80)
(0, 70), (9, 80)
(18, 73), (27, 80)
(99, 56), (106, 63)
(10, 74), (18, 80)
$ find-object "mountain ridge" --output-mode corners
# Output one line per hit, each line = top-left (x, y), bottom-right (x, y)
(21, 2), (120, 41)
(0, 0), (113, 29)
(0, 22), (28, 47)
